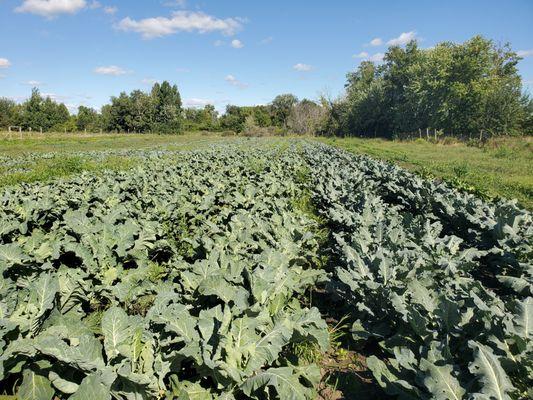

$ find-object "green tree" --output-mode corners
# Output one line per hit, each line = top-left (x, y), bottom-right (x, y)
(271, 94), (298, 127)
(333, 35), (528, 138)
(220, 105), (247, 132)
(0, 98), (18, 128)
(150, 81), (182, 133)
(76, 106), (99, 131)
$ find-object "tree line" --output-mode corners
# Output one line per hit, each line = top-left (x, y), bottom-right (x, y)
(0, 81), (183, 134)
(0, 35), (531, 138)
(0, 85), (323, 135)
(324, 35), (533, 138)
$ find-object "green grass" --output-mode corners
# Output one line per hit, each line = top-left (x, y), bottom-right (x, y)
(0, 131), (224, 156)
(317, 136), (533, 209)
(2, 132), (531, 210)
(0, 132), (228, 188)
(0, 155), (138, 187)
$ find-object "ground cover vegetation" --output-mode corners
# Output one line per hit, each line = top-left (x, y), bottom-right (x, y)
(0, 140), (531, 399)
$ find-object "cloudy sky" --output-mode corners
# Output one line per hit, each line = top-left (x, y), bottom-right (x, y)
(0, 0), (532, 112)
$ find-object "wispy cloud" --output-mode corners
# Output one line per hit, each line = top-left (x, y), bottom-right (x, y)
(15, 0), (87, 18)
(141, 78), (157, 85)
(260, 36), (273, 45)
(117, 11), (244, 39)
(369, 37), (383, 46)
(184, 98), (213, 107)
(0, 58), (11, 68)
(387, 31), (418, 46)
(103, 6), (117, 15)
(94, 65), (129, 75)
(164, 0), (186, 7)
(293, 63), (313, 72)
(231, 39), (244, 48)
(517, 49), (533, 57)
(353, 52), (384, 62)
(225, 74), (248, 89)
(24, 80), (42, 86)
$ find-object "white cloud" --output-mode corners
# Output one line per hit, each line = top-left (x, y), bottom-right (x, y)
(231, 39), (244, 48)
(0, 58), (11, 68)
(24, 80), (42, 86)
(293, 63), (313, 72)
(387, 31), (418, 46)
(517, 49), (533, 57)
(15, 0), (87, 18)
(94, 65), (129, 75)
(260, 36), (273, 45)
(88, 1), (100, 9)
(117, 11), (243, 39)
(369, 37), (383, 46)
(42, 92), (70, 101)
(225, 74), (248, 88)
(0, 74), (5, 79)
(214, 39), (225, 46)
(103, 6), (117, 14)
(353, 52), (384, 62)
(141, 78), (157, 85)
(184, 98), (213, 107)
(368, 53), (385, 62)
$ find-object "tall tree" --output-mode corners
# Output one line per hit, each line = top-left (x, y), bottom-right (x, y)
(271, 94), (298, 127)
(76, 106), (99, 131)
(150, 81), (182, 133)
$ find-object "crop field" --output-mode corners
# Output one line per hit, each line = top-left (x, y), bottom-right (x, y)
(318, 136), (533, 210)
(0, 139), (531, 400)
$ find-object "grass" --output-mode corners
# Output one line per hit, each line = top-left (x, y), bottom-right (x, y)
(0, 131), (228, 188)
(0, 131), (225, 156)
(2, 132), (531, 210)
(317, 136), (533, 209)
(0, 155), (138, 187)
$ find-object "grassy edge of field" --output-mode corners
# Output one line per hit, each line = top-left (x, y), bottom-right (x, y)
(316, 136), (533, 210)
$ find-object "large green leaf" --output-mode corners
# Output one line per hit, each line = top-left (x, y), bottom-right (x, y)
(101, 306), (131, 361)
(241, 367), (316, 400)
(18, 369), (54, 400)
(419, 359), (465, 400)
(468, 341), (515, 400)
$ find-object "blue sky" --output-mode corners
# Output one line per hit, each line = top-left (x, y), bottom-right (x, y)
(1, 0), (532, 113)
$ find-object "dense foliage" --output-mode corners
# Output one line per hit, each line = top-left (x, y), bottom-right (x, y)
(324, 36), (533, 138)
(0, 143), (329, 399)
(304, 143), (532, 399)
(0, 140), (531, 399)
(0, 82), (183, 134)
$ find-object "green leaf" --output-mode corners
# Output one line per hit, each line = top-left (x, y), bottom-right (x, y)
(27, 274), (59, 335)
(69, 372), (113, 400)
(419, 359), (465, 400)
(241, 367), (316, 400)
(512, 297), (532, 340)
(468, 341), (515, 400)
(101, 306), (130, 360)
(18, 369), (54, 400)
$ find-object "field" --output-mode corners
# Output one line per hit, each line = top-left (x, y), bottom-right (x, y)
(0, 136), (531, 400)
(318, 136), (533, 210)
